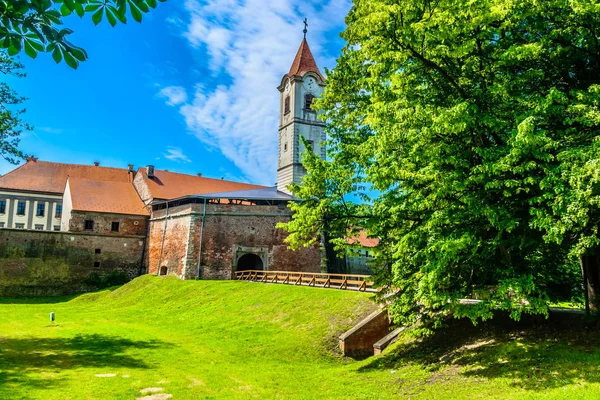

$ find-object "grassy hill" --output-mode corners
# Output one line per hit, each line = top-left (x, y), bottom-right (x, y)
(0, 276), (599, 399)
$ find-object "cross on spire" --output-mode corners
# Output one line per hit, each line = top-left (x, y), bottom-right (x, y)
(303, 18), (308, 40)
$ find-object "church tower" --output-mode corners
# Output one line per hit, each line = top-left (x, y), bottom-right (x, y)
(277, 26), (326, 194)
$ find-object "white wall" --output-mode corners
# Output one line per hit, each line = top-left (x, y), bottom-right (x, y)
(0, 190), (62, 231)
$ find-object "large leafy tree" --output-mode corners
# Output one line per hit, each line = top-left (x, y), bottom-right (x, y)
(0, 0), (165, 68)
(0, 52), (30, 163)
(281, 0), (600, 330)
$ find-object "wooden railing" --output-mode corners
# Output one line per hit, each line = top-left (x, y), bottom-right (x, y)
(234, 270), (375, 292)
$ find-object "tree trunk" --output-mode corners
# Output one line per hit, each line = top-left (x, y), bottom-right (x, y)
(580, 248), (600, 314)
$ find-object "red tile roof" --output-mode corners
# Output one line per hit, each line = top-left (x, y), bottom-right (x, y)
(288, 39), (325, 81)
(347, 231), (379, 248)
(138, 168), (267, 201)
(68, 178), (148, 216)
(0, 160), (132, 194)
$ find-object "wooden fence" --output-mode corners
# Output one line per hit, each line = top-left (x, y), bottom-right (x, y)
(234, 270), (375, 292)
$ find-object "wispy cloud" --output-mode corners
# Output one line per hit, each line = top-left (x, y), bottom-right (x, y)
(159, 86), (188, 106)
(38, 127), (63, 134)
(160, 0), (351, 185)
(163, 146), (192, 163)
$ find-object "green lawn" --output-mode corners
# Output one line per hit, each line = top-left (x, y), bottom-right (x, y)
(0, 276), (599, 399)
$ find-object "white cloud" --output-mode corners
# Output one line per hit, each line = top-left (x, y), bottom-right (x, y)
(159, 86), (188, 106)
(163, 146), (192, 163)
(161, 0), (351, 185)
(38, 127), (63, 134)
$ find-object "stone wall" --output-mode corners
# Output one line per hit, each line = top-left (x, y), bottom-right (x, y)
(0, 228), (146, 297)
(149, 202), (322, 280)
(68, 211), (147, 236)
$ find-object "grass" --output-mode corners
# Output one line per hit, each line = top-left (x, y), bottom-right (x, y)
(0, 275), (599, 399)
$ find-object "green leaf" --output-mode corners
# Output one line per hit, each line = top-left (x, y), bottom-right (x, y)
(106, 8), (117, 27)
(68, 45), (88, 61)
(91, 8), (103, 25)
(24, 41), (37, 58)
(63, 51), (78, 69)
(52, 46), (62, 63)
(129, 3), (143, 23)
(60, 4), (73, 16)
(7, 44), (20, 56)
(147, 0), (157, 8)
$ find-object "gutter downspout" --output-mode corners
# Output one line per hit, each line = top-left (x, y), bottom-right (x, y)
(156, 201), (169, 275)
(196, 198), (207, 279)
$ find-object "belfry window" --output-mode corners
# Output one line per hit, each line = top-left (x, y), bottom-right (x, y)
(284, 96), (290, 114)
(304, 94), (315, 111)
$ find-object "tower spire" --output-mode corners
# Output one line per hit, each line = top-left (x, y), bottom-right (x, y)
(303, 18), (308, 40)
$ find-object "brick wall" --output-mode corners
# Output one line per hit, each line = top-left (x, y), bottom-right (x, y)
(0, 228), (145, 297)
(68, 211), (147, 236)
(148, 202), (322, 280)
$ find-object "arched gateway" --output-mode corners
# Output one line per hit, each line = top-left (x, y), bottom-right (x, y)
(237, 253), (264, 271)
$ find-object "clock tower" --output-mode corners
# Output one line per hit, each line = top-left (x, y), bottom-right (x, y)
(276, 33), (326, 194)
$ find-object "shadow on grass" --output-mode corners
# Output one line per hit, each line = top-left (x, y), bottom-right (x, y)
(0, 334), (169, 396)
(0, 286), (122, 305)
(359, 316), (600, 391)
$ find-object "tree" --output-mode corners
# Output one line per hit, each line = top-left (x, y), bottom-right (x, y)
(0, 0), (165, 69)
(0, 52), (31, 163)
(280, 0), (600, 332)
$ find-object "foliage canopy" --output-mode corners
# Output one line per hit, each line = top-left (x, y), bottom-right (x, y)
(0, 0), (165, 68)
(280, 0), (600, 331)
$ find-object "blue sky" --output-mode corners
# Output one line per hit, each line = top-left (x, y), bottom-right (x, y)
(1, 0), (351, 185)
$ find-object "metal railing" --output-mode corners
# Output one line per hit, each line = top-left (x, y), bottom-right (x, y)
(234, 270), (375, 292)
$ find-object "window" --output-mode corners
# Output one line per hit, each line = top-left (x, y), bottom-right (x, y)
(53, 225), (60, 232)
(284, 96), (290, 114)
(36, 203), (45, 217)
(95, 248), (101, 254)
(35, 224), (44, 231)
(0, 200), (6, 214)
(15, 223), (24, 229)
(0, 222), (5, 228)
(304, 94), (315, 110)
(94, 261), (100, 268)
(111, 222), (120, 232)
(16, 201), (25, 216)
(284, 143), (288, 152)
(84, 220), (94, 231)
(55, 205), (62, 218)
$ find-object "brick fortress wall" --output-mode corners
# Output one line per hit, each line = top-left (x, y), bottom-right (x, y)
(148, 202), (321, 280)
(0, 229), (146, 297)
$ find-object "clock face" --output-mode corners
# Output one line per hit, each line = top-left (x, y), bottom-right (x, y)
(303, 77), (316, 92)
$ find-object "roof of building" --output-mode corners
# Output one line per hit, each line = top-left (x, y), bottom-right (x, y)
(0, 160), (132, 194)
(68, 178), (148, 216)
(347, 230), (379, 248)
(288, 39), (325, 81)
(159, 186), (294, 203)
(138, 168), (267, 201)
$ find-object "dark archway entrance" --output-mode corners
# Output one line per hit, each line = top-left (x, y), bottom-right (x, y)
(237, 253), (264, 271)
(160, 266), (168, 276)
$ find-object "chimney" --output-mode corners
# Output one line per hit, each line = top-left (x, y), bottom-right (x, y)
(197, 172), (202, 177)
(25, 155), (38, 162)
(93, 161), (100, 166)
(146, 165), (155, 179)
(128, 164), (134, 172)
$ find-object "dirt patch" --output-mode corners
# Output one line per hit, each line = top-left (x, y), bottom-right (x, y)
(136, 395), (172, 400)
(140, 388), (163, 394)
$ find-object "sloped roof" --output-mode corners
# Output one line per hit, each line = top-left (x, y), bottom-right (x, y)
(288, 39), (325, 81)
(138, 168), (267, 201)
(161, 186), (294, 203)
(0, 160), (131, 194)
(347, 231), (379, 248)
(68, 178), (148, 216)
